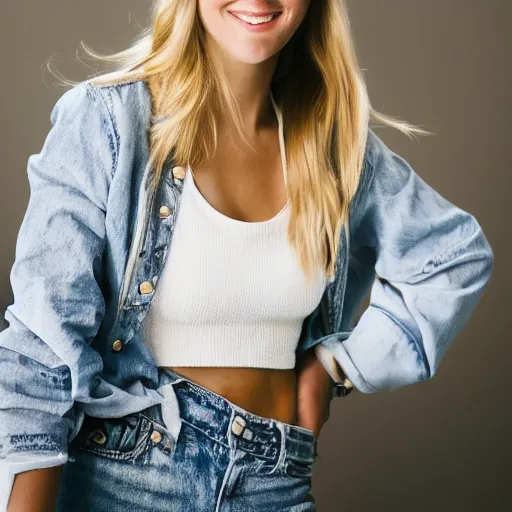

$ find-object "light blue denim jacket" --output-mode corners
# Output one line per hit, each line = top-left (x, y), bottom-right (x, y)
(0, 79), (494, 482)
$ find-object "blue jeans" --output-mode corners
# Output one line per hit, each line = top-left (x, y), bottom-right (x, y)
(56, 368), (317, 511)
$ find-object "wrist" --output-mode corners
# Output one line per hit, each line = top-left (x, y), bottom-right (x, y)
(314, 344), (355, 398)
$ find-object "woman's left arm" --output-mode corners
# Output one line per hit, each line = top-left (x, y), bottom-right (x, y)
(318, 129), (494, 394)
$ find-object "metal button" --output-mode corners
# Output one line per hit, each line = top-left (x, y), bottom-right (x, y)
(159, 205), (171, 218)
(242, 428), (253, 441)
(231, 415), (246, 436)
(90, 429), (106, 445)
(112, 339), (123, 352)
(172, 166), (186, 180)
(139, 281), (153, 294)
(151, 430), (162, 443)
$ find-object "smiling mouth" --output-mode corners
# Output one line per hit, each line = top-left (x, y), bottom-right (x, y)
(228, 11), (282, 25)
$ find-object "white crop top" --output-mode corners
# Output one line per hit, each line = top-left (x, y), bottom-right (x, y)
(139, 93), (328, 369)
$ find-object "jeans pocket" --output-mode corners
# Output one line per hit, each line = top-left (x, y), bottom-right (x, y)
(70, 412), (152, 462)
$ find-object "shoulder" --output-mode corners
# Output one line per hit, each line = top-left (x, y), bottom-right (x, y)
(349, 127), (421, 235)
(358, 127), (421, 200)
(52, 78), (152, 140)
(85, 78), (153, 124)
(42, 78), (152, 187)
(348, 128), (380, 227)
(360, 128), (399, 185)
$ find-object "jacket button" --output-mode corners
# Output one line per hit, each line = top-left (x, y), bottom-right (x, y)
(159, 205), (171, 218)
(112, 339), (123, 352)
(172, 166), (186, 180)
(139, 281), (154, 294)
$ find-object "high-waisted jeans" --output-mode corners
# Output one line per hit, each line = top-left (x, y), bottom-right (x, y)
(56, 367), (318, 511)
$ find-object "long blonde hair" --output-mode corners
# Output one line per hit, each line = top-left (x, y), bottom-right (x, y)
(47, 0), (428, 282)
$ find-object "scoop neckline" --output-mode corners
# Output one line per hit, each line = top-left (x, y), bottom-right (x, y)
(184, 91), (289, 229)
(185, 167), (290, 228)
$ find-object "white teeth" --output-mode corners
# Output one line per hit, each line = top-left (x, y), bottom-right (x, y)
(232, 12), (279, 25)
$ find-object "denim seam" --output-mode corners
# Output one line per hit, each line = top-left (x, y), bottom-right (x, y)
(422, 221), (478, 274)
(179, 417), (230, 450)
(349, 130), (377, 236)
(372, 305), (430, 379)
(268, 421), (286, 475)
(335, 341), (380, 393)
(139, 411), (166, 431)
(94, 77), (145, 89)
(86, 82), (119, 179)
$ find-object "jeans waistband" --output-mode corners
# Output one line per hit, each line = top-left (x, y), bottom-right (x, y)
(147, 367), (317, 467)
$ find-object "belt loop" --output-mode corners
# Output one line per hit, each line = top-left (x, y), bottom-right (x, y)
(268, 421), (286, 475)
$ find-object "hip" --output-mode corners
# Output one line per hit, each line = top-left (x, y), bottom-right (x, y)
(56, 367), (317, 511)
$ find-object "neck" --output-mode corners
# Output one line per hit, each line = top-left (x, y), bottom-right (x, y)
(207, 36), (280, 137)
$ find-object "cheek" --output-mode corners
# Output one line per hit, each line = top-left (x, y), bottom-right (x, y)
(287, 0), (311, 28)
(197, 2), (228, 41)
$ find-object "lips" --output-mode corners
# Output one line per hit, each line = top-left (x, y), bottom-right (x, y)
(227, 9), (283, 30)
(228, 10), (282, 16)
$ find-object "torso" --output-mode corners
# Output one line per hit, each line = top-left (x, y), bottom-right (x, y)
(160, 117), (299, 426)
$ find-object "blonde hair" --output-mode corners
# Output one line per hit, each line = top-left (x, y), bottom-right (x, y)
(47, 0), (428, 282)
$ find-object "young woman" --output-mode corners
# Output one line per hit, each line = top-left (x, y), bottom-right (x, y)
(1, 0), (493, 510)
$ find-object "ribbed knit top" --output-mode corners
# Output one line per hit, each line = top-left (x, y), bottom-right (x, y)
(139, 93), (328, 368)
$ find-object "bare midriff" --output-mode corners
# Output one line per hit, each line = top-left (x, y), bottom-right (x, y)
(159, 366), (298, 426)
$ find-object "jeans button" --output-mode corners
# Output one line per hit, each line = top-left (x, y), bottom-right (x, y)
(231, 415), (246, 436)
(89, 429), (106, 445)
(151, 430), (162, 443)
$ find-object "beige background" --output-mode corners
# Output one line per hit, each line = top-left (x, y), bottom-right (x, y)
(1, 1), (509, 510)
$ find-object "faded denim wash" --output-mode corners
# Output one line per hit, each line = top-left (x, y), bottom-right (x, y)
(56, 367), (317, 511)
(0, 79), (494, 472)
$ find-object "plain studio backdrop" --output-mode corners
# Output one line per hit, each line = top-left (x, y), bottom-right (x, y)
(1, 2), (509, 510)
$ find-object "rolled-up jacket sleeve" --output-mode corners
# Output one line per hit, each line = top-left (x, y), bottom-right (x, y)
(320, 129), (494, 393)
(0, 81), (115, 468)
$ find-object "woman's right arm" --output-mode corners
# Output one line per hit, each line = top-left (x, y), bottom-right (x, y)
(0, 81), (117, 509)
